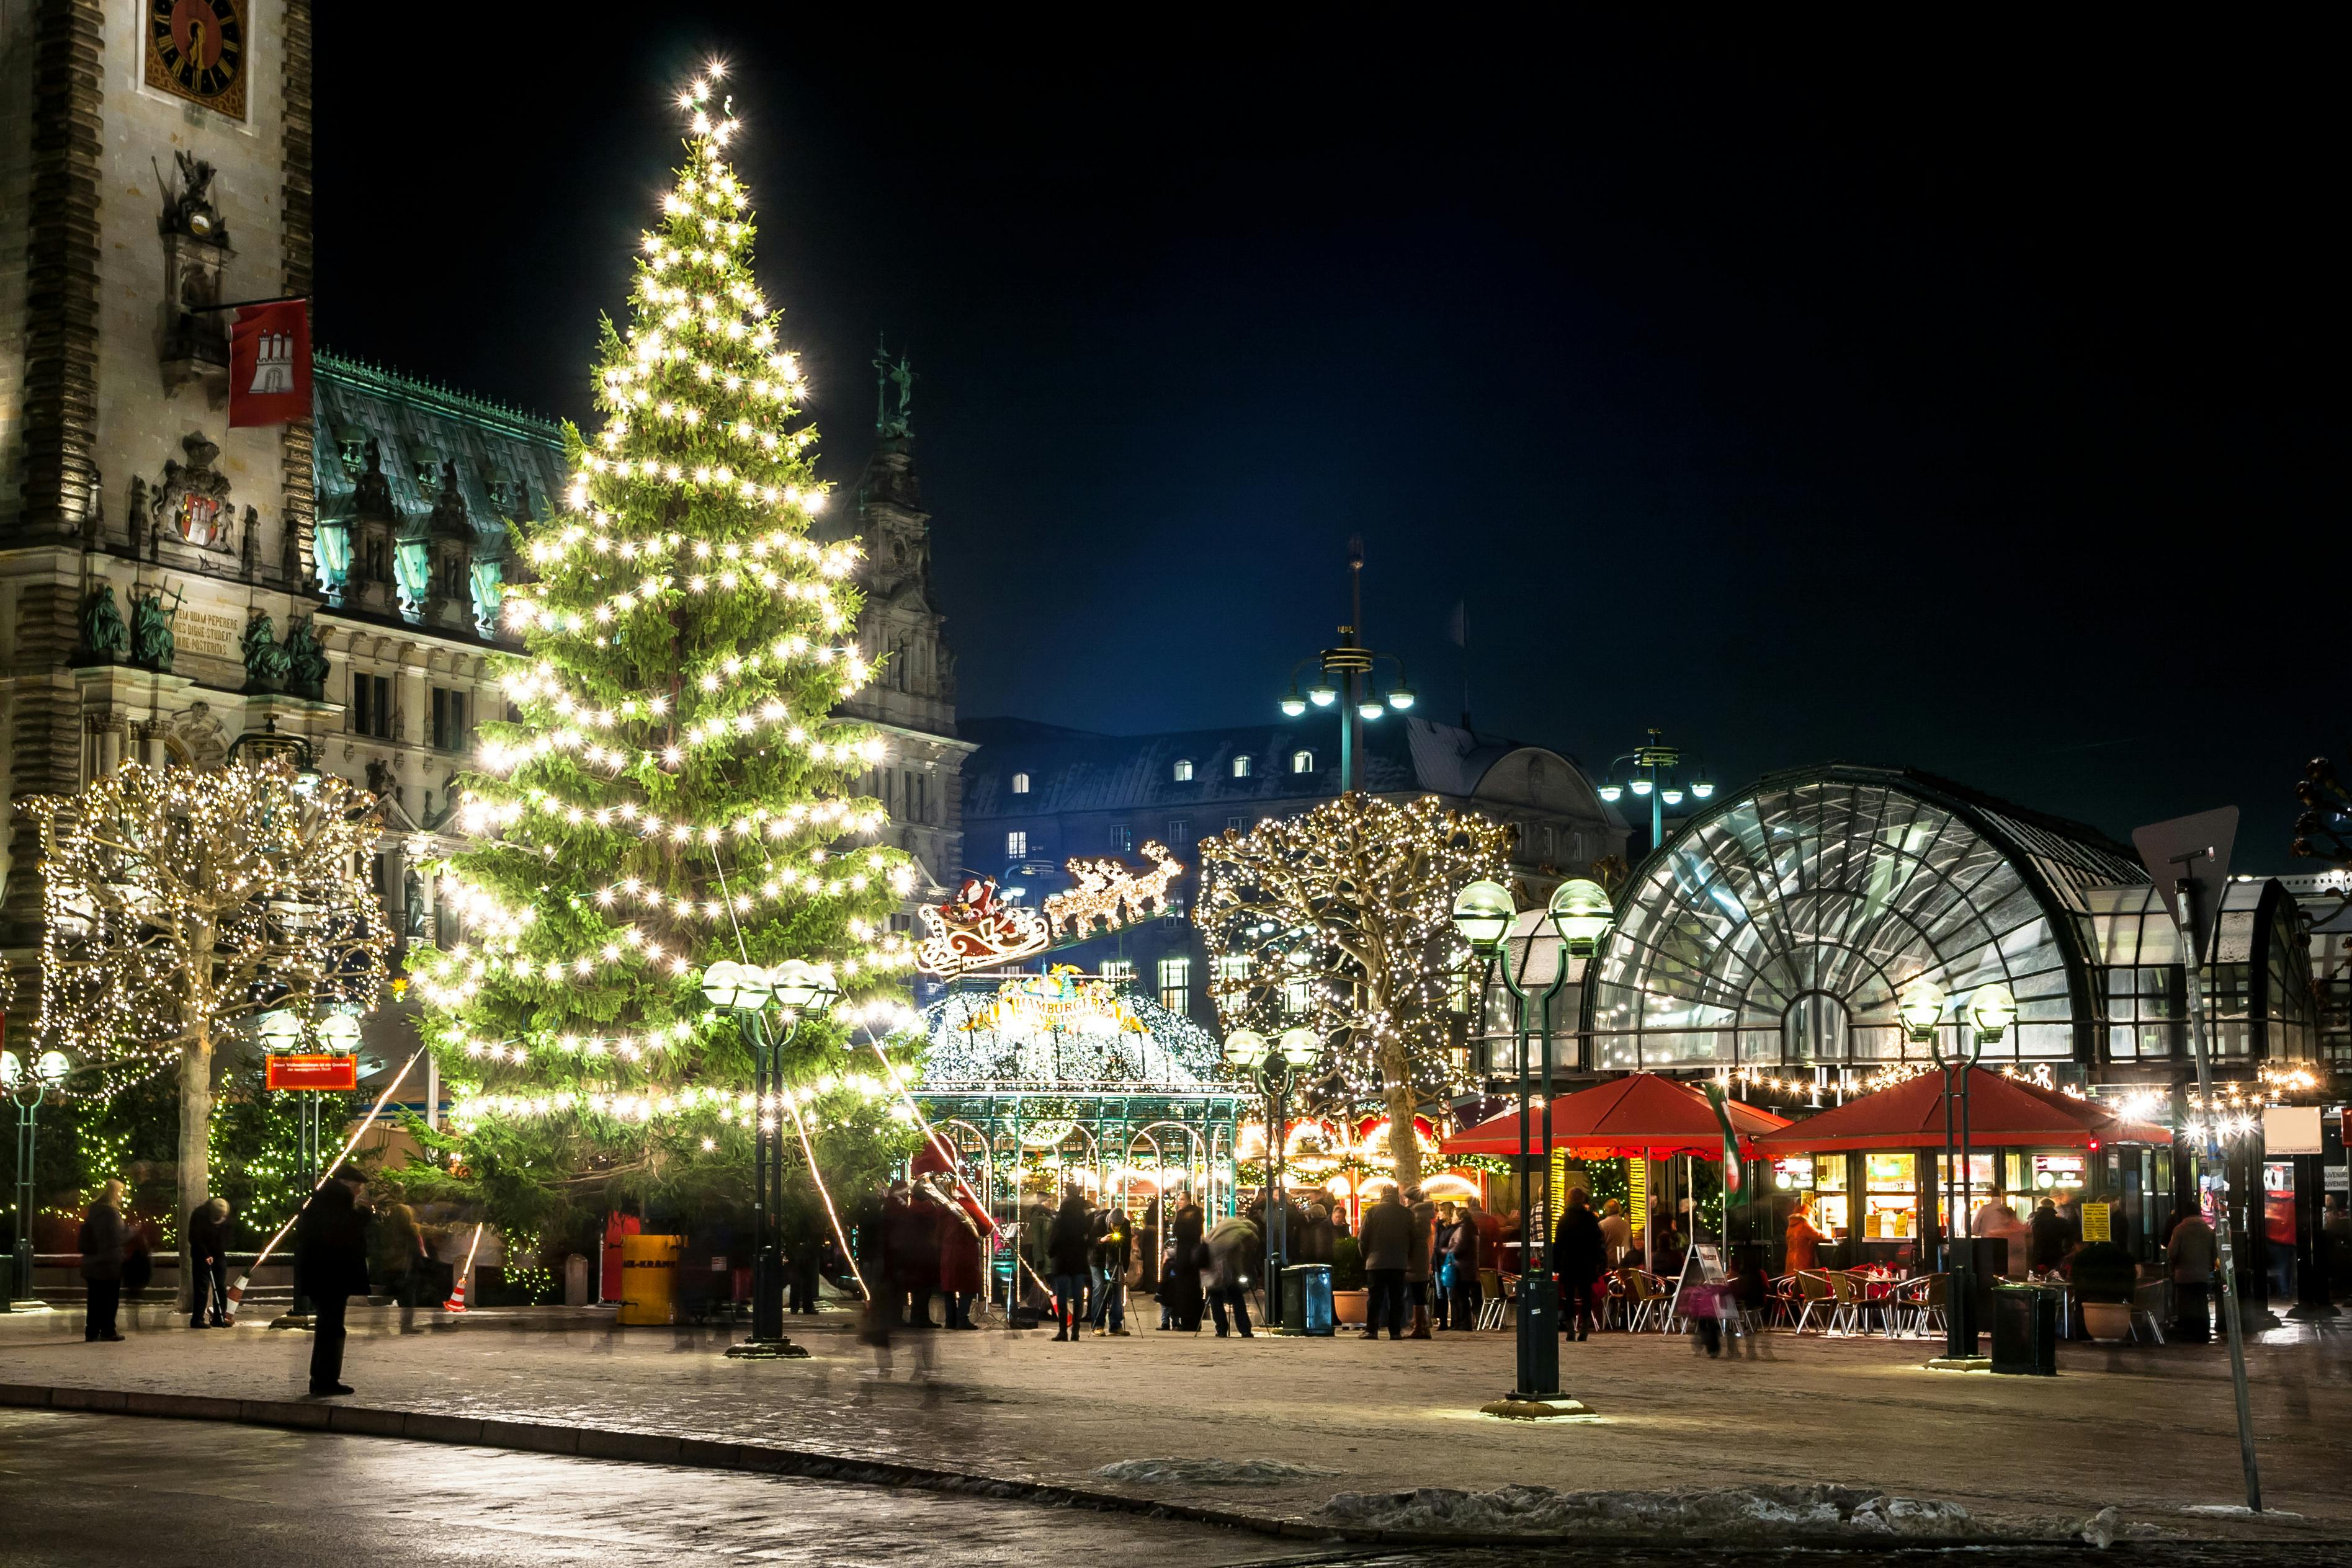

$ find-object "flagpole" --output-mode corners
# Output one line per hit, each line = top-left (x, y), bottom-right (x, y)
(186, 295), (308, 313)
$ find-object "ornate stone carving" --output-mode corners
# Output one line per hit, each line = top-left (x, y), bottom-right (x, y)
(240, 608), (288, 693)
(171, 701), (230, 770)
(159, 151), (227, 244)
(285, 615), (329, 701)
(152, 432), (236, 553)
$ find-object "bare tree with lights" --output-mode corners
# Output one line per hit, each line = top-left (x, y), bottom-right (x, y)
(22, 760), (390, 1298)
(1195, 793), (1513, 1187)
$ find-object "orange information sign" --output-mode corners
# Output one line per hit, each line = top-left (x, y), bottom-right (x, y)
(266, 1054), (357, 1092)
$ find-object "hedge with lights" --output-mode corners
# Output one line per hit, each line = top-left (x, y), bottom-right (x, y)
(406, 78), (920, 1241)
(1195, 793), (1513, 1187)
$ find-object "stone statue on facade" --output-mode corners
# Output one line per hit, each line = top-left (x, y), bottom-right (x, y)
(158, 151), (226, 244)
(285, 615), (329, 701)
(130, 585), (181, 673)
(81, 583), (127, 663)
(872, 336), (917, 438)
(240, 608), (288, 693)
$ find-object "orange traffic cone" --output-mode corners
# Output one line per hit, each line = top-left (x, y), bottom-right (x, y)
(444, 1274), (468, 1313)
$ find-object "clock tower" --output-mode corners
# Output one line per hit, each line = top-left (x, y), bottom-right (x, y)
(0, 0), (315, 933)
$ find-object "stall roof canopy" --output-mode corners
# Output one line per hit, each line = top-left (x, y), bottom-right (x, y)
(1751, 1066), (2172, 1152)
(1444, 1072), (1790, 1158)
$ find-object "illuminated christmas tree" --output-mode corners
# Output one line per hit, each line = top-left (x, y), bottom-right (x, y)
(1195, 795), (1512, 1186)
(411, 72), (920, 1237)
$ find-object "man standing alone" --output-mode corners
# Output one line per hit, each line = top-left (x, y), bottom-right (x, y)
(295, 1168), (373, 1396)
(1357, 1184), (1415, 1342)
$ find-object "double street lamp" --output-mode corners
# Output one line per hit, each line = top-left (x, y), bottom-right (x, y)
(257, 1006), (364, 1325)
(1452, 875), (1614, 1415)
(1, 1048), (71, 1311)
(702, 956), (839, 1359)
(1225, 1025), (1319, 1312)
(1898, 976), (2016, 1359)
(1277, 545), (1415, 795)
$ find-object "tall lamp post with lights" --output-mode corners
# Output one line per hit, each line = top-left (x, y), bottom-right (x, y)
(1277, 545), (1415, 795)
(2, 1048), (70, 1311)
(260, 1007), (364, 1327)
(1224, 1025), (1318, 1317)
(1596, 729), (1713, 856)
(702, 957), (838, 1360)
(1452, 876), (1614, 1416)
(1900, 978), (2014, 1359)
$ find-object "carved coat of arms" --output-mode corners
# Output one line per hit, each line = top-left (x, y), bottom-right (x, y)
(153, 432), (235, 552)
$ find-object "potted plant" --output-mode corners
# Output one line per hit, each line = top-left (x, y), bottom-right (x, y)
(2070, 1241), (2139, 1342)
(1330, 1233), (1367, 1325)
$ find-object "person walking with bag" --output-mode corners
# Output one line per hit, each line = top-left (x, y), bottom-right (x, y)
(295, 1167), (373, 1396)
(79, 1181), (129, 1342)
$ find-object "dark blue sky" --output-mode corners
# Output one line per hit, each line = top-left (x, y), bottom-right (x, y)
(318, 20), (2338, 866)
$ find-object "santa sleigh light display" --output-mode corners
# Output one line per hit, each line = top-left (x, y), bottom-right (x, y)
(915, 842), (1185, 980)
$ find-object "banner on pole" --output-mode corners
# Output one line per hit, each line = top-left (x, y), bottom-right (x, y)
(267, 1053), (357, 1091)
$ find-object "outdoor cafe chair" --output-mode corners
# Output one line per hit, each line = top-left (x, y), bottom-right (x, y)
(1617, 1267), (1672, 1332)
(1891, 1272), (1946, 1339)
(1790, 1270), (1839, 1333)
(1828, 1268), (1890, 1335)
(1477, 1268), (1509, 1331)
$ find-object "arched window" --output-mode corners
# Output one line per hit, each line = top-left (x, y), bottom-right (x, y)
(1011, 771), (1031, 795)
(1291, 749), (1314, 775)
(1232, 755), (1252, 779)
(1173, 758), (1194, 782)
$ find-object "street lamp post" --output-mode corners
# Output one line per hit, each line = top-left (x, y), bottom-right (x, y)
(1595, 729), (1714, 857)
(1452, 877), (1612, 1416)
(1, 1048), (69, 1311)
(1902, 978), (2014, 1360)
(1224, 1027), (1318, 1322)
(705, 958), (838, 1360)
(1277, 545), (1416, 796)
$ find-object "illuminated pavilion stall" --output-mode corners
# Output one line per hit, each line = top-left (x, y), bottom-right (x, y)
(907, 968), (1246, 1301)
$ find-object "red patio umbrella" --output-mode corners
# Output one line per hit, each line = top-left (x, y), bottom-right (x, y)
(1750, 1065), (2173, 1153)
(1441, 1072), (1792, 1158)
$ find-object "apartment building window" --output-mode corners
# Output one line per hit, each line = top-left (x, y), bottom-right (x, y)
(1172, 758), (1194, 782)
(429, 687), (471, 751)
(1214, 954), (1253, 990)
(1227, 815), (1249, 833)
(1166, 819), (1189, 849)
(1006, 830), (1029, 859)
(1107, 824), (1133, 854)
(1291, 749), (1315, 775)
(1100, 958), (1135, 987)
(1232, 755), (1252, 778)
(1011, 770), (1031, 794)
(1158, 956), (1192, 1015)
(351, 673), (393, 739)
(1284, 976), (1314, 1017)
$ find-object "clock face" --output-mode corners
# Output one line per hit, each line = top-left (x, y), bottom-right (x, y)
(146, 0), (248, 121)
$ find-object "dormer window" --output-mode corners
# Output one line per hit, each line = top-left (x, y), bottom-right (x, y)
(1232, 755), (1253, 779)
(1173, 758), (1194, 782)
(1291, 749), (1315, 775)
(1011, 771), (1031, 795)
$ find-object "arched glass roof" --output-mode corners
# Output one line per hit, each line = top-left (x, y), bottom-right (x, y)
(1588, 768), (2145, 1071)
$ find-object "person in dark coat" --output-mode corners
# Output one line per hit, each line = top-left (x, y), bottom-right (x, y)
(1088, 1206), (1133, 1335)
(188, 1197), (233, 1329)
(1553, 1188), (1607, 1340)
(1160, 1196), (1205, 1331)
(1299, 1203), (1336, 1265)
(295, 1169), (373, 1396)
(932, 1178), (986, 1329)
(79, 1181), (128, 1342)
(1356, 1185), (1417, 1340)
(2028, 1196), (2077, 1273)
(1045, 1190), (1093, 1341)
(882, 1180), (944, 1328)
(1445, 1201), (1483, 1329)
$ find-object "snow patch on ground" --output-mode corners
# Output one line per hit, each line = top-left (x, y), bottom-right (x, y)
(1313, 1483), (1979, 1538)
(1095, 1458), (1344, 1487)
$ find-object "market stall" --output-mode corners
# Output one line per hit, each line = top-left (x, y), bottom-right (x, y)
(1751, 1066), (2175, 1272)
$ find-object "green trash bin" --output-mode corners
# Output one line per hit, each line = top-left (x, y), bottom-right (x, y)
(1281, 1263), (1335, 1335)
(1990, 1283), (2058, 1376)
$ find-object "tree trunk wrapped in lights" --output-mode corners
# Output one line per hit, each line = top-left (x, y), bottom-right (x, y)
(1194, 794), (1512, 1187)
(409, 77), (920, 1240)
(25, 760), (391, 1300)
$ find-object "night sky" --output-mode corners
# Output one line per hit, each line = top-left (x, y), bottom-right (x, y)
(316, 20), (2337, 866)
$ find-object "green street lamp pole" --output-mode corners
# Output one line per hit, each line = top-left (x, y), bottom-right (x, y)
(705, 958), (838, 1359)
(1902, 979), (2014, 1361)
(2, 1049), (70, 1311)
(1596, 729), (1714, 857)
(1452, 878), (1612, 1415)
(1224, 1027), (1318, 1323)
(1279, 545), (1415, 796)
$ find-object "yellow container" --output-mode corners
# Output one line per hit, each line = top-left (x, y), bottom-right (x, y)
(616, 1234), (681, 1325)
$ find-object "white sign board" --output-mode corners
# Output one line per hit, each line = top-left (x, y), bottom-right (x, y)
(2265, 1105), (2323, 1156)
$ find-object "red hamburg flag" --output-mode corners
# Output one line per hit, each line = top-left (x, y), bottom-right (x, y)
(228, 299), (312, 427)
